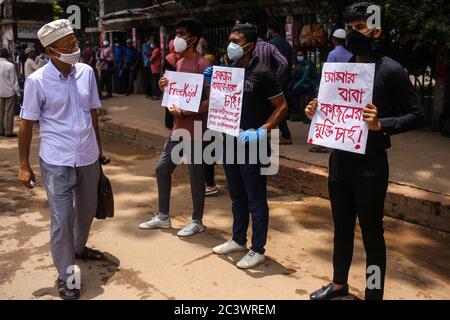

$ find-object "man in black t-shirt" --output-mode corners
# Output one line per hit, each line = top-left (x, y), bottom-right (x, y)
(211, 24), (288, 269)
(307, 2), (424, 300)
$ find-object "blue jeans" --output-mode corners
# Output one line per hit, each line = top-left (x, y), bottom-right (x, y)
(223, 162), (269, 254)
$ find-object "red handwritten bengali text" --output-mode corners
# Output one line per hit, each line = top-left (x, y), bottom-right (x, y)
(319, 103), (363, 124)
(213, 70), (232, 81)
(323, 71), (357, 84)
(337, 87), (366, 104)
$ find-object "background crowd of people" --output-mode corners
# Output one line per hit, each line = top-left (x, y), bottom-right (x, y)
(2, 20), (352, 149)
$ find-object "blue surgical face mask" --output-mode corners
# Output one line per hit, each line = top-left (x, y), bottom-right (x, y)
(297, 56), (305, 63)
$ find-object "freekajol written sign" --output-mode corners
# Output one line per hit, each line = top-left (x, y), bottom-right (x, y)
(161, 71), (204, 112)
(307, 62), (375, 154)
(207, 66), (245, 137)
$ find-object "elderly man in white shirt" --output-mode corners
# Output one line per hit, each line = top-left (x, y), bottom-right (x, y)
(0, 48), (21, 137)
(24, 47), (46, 78)
(17, 19), (105, 300)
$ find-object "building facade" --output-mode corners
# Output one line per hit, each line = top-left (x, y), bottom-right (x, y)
(0, 0), (54, 54)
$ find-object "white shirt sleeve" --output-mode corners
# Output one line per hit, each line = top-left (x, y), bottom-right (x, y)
(20, 77), (43, 121)
(89, 69), (101, 109)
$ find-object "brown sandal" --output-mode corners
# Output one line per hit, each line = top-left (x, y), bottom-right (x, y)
(57, 278), (80, 300)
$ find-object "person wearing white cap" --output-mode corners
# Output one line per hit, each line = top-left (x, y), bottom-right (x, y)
(327, 28), (353, 63)
(17, 19), (105, 300)
(24, 47), (46, 79)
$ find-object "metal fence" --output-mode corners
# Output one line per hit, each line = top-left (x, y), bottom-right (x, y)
(411, 70), (435, 125)
(203, 22), (235, 57)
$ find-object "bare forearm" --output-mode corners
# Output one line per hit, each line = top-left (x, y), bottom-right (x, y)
(18, 120), (34, 169)
(263, 96), (288, 131)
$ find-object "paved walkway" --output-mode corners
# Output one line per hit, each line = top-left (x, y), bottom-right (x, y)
(1, 124), (449, 300)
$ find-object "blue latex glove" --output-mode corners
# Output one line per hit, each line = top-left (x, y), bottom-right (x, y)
(204, 66), (213, 85)
(238, 127), (267, 144)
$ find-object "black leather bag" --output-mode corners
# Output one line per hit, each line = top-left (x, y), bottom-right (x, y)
(96, 165), (114, 219)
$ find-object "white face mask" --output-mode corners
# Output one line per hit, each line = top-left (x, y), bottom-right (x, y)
(227, 42), (249, 62)
(173, 36), (192, 53)
(52, 47), (81, 65)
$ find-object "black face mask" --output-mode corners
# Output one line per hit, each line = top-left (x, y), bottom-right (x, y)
(346, 29), (373, 56)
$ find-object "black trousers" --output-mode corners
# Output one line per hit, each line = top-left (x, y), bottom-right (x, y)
(278, 86), (291, 139)
(329, 149), (389, 300)
(143, 66), (153, 96)
(165, 108), (174, 130)
(151, 73), (160, 98)
(100, 69), (113, 97)
(122, 66), (135, 95)
(278, 117), (291, 139)
(205, 164), (216, 187)
(205, 136), (217, 187)
(114, 64), (124, 94)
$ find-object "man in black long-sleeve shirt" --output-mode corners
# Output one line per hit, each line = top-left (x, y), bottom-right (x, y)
(306, 2), (424, 300)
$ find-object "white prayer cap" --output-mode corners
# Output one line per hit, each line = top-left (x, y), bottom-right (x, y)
(25, 47), (35, 54)
(332, 28), (347, 39)
(37, 19), (74, 48)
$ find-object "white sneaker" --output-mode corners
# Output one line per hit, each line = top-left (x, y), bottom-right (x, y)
(177, 221), (205, 237)
(138, 213), (171, 229)
(236, 250), (265, 269)
(205, 185), (219, 197)
(213, 240), (247, 255)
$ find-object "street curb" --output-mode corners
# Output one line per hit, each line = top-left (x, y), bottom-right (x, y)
(100, 120), (450, 233)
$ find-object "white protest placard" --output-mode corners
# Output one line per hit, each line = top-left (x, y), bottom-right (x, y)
(307, 62), (375, 154)
(207, 66), (245, 137)
(161, 70), (204, 112)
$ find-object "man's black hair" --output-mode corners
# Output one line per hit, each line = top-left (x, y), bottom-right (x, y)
(333, 36), (346, 45)
(296, 47), (307, 55)
(266, 21), (281, 34)
(256, 24), (267, 39)
(343, 2), (374, 23)
(175, 18), (203, 39)
(149, 33), (160, 43)
(0, 48), (9, 58)
(231, 23), (257, 44)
